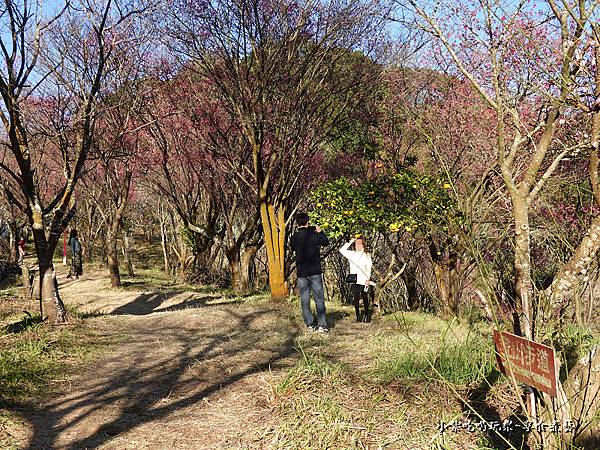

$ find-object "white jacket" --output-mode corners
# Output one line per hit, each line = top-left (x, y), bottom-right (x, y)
(339, 241), (372, 285)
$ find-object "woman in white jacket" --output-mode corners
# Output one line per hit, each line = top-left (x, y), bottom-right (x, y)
(339, 236), (373, 322)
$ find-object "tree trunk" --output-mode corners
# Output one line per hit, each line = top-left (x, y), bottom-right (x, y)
(564, 346), (600, 447)
(512, 194), (533, 339)
(175, 241), (193, 283)
(106, 232), (121, 287)
(21, 264), (32, 300)
(259, 200), (288, 299)
(240, 246), (258, 292)
(196, 248), (210, 274)
(433, 262), (453, 317)
(84, 201), (97, 262)
(228, 252), (243, 293)
(227, 244), (258, 293)
(39, 258), (67, 323)
(429, 242), (459, 316)
(8, 224), (17, 263)
(548, 217), (600, 312)
(399, 264), (419, 310)
(103, 170), (131, 287)
(448, 263), (461, 315)
(160, 217), (170, 275)
(31, 226), (67, 323)
(123, 230), (135, 277)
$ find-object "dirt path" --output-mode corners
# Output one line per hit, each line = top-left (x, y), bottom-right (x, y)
(11, 268), (311, 449)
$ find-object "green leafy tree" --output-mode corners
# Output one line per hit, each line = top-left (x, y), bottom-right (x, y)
(308, 171), (456, 239)
(309, 170), (462, 313)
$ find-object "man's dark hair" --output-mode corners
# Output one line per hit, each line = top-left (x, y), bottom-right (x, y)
(295, 212), (309, 226)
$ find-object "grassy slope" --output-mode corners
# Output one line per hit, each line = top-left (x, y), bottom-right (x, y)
(263, 305), (504, 449)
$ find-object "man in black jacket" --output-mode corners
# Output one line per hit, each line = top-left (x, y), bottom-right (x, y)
(290, 212), (330, 332)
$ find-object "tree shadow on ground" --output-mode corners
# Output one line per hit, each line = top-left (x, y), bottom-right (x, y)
(119, 279), (181, 292)
(108, 292), (246, 316)
(327, 309), (352, 329)
(69, 310), (107, 319)
(152, 296), (245, 313)
(576, 435), (600, 448)
(110, 292), (183, 315)
(462, 370), (530, 449)
(14, 305), (300, 449)
(118, 279), (232, 297)
(58, 277), (85, 289)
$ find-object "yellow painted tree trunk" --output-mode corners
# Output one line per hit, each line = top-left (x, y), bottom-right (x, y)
(259, 200), (288, 299)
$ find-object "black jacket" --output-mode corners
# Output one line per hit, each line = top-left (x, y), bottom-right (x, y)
(290, 227), (330, 277)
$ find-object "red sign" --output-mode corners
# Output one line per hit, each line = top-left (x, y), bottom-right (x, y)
(493, 330), (559, 398)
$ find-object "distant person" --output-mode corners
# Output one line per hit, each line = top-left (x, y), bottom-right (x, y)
(290, 212), (330, 333)
(17, 237), (26, 264)
(340, 235), (374, 323)
(67, 229), (83, 279)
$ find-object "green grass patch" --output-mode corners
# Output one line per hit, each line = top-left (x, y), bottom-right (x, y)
(0, 328), (60, 404)
(0, 285), (20, 300)
(551, 324), (600, 380)
(371, 313), (497, 387)
(373, 334), (497, 386)
(0, 312), (123, 405)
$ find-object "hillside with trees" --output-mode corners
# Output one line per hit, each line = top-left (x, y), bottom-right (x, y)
(1, 0), (600, 448)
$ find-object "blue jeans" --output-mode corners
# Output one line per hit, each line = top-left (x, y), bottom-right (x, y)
(297, 274), (327, 328)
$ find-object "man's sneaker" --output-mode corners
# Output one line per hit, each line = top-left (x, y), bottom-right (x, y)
(317, 326), (329, 333)
(306, 325), (317, 332)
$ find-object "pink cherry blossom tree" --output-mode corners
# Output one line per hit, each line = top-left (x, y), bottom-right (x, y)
(167, 0), (389, 298)
(0, 0), (151, 322)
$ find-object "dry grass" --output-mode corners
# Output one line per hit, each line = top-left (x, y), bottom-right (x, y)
(261, 348), (484, 449)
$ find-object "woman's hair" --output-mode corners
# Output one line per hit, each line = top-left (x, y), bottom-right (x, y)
(352, 236), (369, 253)
(69, 229), (78, 240)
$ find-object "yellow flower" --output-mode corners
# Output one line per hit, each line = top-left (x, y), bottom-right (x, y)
(316, 202), (322, 208)
(443, 183), (452, 189)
